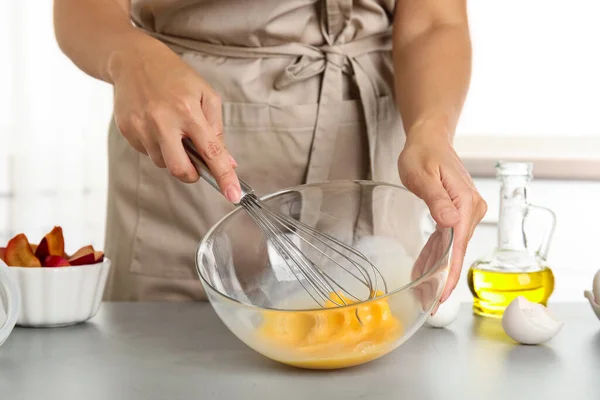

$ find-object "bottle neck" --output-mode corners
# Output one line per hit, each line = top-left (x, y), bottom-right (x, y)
(498, 175), (529, 251)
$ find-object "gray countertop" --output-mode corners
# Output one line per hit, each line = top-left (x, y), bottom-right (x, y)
(1, 302), (599, 400)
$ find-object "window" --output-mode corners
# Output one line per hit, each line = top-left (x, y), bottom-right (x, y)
(454, 0), (600, 179)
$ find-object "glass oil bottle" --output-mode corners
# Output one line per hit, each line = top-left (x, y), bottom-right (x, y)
(467, 161), (556, 318)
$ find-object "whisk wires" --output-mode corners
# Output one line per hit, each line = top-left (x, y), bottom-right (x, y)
(240, 194), (387, 309)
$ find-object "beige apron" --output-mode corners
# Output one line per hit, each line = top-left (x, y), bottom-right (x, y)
(103, 0), (408, 302)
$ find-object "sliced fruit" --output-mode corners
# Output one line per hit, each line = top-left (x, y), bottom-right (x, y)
(94, 251), (104, 263)
(43, 255), (71, 267)
(35, 226), (65, 259)
(2, 226), (103, 267)
(71, 254), (95, 265)
(68, 245), (93, 259)
(68, 245), (96, 266)
(5, 234), (42, 267)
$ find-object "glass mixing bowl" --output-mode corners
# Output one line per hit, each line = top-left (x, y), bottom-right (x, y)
(196, 180), (453, 369)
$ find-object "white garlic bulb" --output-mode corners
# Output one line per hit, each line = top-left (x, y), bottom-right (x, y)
(501, 296), (564, 345)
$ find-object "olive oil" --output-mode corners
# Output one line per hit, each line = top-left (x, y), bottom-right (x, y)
(468, 161), (557, 318)
(467, 267), (555, 318)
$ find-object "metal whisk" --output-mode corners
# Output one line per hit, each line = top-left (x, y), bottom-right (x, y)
(183, 138), (387, 308)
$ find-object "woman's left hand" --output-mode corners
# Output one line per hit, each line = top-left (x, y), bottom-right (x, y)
(398, 132), (488, 305)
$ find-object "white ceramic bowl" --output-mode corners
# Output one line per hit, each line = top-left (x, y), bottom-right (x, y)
(8, 259), (111, 327)
(0, 259), (20, 345)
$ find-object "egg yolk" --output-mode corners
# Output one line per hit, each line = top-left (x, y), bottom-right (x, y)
(256, 291), (403, 369)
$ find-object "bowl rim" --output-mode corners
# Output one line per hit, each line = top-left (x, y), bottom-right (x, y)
(7, 257), (111, 271)
(195, 180), (454, 313)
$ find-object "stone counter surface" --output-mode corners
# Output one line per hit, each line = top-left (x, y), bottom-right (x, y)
(1, 302), (599, 400)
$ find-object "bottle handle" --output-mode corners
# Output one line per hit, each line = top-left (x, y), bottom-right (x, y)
(0, 261), (21, 346)
(525, 204), (557, 261)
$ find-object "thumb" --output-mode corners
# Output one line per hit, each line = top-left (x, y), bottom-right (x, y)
(413, 177), (459, 228)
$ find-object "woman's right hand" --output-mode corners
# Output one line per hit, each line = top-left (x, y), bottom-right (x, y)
(108, 40), (242, 203)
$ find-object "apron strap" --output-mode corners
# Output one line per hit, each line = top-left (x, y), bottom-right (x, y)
(323, 0), (353, 43)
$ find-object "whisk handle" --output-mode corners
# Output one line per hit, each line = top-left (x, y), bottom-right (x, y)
(182, 137), (253, 203)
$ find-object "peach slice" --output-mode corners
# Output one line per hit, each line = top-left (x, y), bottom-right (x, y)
(68, 245), (96, 266)
(0, 247), (5, 262)
(94, 251), (104, 263)
(5, 234), (42, 267)
(35, 226), (65, 259)
(43, 255), (71, 267)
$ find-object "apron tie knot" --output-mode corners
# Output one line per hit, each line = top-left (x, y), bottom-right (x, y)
(323, 48), (346, 67)
(274, 46), (351, 90)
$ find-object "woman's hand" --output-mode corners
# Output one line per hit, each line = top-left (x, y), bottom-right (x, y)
(109, 40), (242, 203)
(398, 133), (487, 304)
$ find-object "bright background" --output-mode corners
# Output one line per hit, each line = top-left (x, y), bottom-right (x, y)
(1, 1), (599, 302)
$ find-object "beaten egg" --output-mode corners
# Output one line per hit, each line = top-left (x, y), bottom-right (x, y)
(255, 291), (403, 369)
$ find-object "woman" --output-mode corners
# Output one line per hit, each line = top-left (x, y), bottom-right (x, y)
(53, 0), (486, 305)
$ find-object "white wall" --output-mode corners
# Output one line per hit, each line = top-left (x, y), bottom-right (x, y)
(0, 0), (113, 253)
(457, 0), (600, 138)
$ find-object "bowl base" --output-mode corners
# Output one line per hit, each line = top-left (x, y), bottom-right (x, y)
(16, 319), (89, 328)
(270, 352), (388, 370)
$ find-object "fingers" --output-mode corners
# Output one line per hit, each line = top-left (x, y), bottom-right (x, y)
(439, 188), (487, 304)
(202, 91), (224, 142)
(440, 192), (472, 303)
(125, 137), (148, 155)
(412, 231), (447, 315)
(116, 114), (166, 167)
(202, 90), (238, 168)
(145, 107), (199, 181)
(411, 231), (445, 313)
(115, 90), (239, 190)
(185, 111), (241, 203)
(405, 173), (460, 228)
(141, 122), (167, 168)
(411, 230), (440, 281)
(158, 132), (200, 183)
(145, 141), (167, 168)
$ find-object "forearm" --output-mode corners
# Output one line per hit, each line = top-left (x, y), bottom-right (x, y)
(392, 7), (472, 143)
(53, 0), (164, 83)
